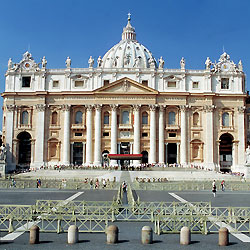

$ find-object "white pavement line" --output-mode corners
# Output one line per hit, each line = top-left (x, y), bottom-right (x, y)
(0, 191), (84, 242)
(169, 192), (250, 243)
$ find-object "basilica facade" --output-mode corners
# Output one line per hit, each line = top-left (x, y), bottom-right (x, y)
(1, 16), (247, 172)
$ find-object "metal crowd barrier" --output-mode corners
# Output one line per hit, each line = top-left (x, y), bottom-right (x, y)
(0, 179), (118, 190)
(132, 181), (250, 191)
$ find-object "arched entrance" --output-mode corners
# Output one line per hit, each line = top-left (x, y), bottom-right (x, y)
(17, 131), (31, 166)
(141, 151), (148, 164)
(102, 150), (109, 167)
(219, 133), (233, 172)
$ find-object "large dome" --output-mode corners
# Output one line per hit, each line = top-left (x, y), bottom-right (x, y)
(101, 15), (157, 69)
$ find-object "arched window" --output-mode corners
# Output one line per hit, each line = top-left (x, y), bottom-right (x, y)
(21, 111), (29, 125)
(104, 112), (109, 125)
(51, 111), (58, 125)
(122, 111), (129, 124)
(168, 111), (176, 125)
(75, 111), (82, 124)
(222, 112), (229, 127)
(193, 112), (199, 126)
(142, 112), (148, 125)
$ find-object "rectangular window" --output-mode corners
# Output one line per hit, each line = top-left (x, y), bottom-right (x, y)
(142, 80), (148, 86)
(53, 80), (59, 88)
(104, 80), (109, 85)
(169, 133), (176, 137)
(75, 133), (82, 136)
(75, 81), (84, 87)
(22, 77), (31, 87)
(192, 82), (199, 89)
(103, 132), (109, 137)
(167, 81), (176, 88)
(142, 132), (148, 137)
(221, 78), (229, 89)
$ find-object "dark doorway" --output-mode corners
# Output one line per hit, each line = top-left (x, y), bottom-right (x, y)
(120, 142), (130, 169)
(167, 143), (177, 164)
(141, 151), (148, 164)
(219, 133), (233, 172)
(73, 142), (83, 165)
(17, 131), (31, 166)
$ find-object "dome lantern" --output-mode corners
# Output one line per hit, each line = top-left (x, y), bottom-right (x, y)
(122, 13), (136, 41)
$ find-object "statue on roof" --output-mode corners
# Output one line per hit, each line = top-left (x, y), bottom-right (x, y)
(180, 57), (185, 69)
(134, 56), (141, 68)
(158, 56), (164, 69)
(97, 56), (102, 67)
(148, 57), (155, 68)
(205, 57), (212, 70)
(65, 57), (71, 69)
(22, 51), (33, 61)
(238, 60), (243, 72)
(8, 58), (12, 70)
(88, 56), (94, 68)
(41, 56), (47, 69)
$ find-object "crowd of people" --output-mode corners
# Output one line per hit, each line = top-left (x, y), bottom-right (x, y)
(135, 177), (168, 183)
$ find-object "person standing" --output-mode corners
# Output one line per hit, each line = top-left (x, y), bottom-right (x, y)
(212, 180), (217, 197)
(122, 181), (127, 193)
(38, 179), (41, 188)
(221, 180), (225, 191)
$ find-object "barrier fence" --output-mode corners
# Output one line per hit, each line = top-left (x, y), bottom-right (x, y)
(1, 184), (250, 235)
(133, 181), (250, 191)
(0, 179), (118, 190)
(1, 200), (250, 234)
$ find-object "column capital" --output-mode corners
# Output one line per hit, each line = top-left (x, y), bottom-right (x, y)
(179, 105), (189, 112)
(61, 104), (71, 112)
(6, 104), (15, 112)
(85, 105), (94, 111)
(238, 106), (246, 113)
(149, 104), (158, 111)
(110, 104), (118, 111)
(203, 105), (216, 113)
(159, 105), (166, 112)
(94, 104), (102, 111)
(35, 104), (46, 112)
(133, 104), (141, 111)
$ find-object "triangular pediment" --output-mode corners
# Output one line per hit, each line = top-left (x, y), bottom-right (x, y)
(94, 77), (158, 94)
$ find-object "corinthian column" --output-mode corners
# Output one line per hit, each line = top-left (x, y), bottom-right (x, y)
(238, 106), (246, 167)
(62, 104), (71, 165)
(180, 105), (188, 165)
(158, 105), (165, 164)
(133, 105), (141, 165)
(5, 105), (15, 170)
(204, 105), (215, 169)
(94, 104), (102, 166)
(34, 104), (46, 167)
(149, 105), (157, 164)
(110, 104), (118, 166)
(85, 105), (93, 165)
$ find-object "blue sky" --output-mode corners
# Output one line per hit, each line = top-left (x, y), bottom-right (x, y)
(0, 0), (250, 127)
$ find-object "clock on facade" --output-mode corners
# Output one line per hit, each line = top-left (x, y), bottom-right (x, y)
(221, 63), (230, 72)
(23, 61), (33, 70)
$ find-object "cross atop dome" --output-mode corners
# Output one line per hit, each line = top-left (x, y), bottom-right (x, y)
(122, 13), (136, 41)
(128, 12), (131, 21)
